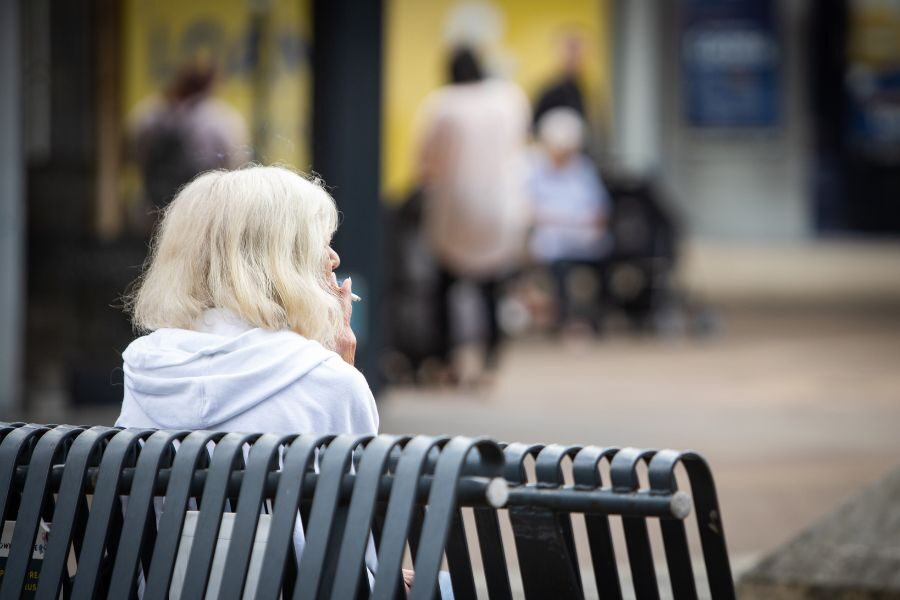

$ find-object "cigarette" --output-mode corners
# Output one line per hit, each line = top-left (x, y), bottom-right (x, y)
(351, 293), (362, 302)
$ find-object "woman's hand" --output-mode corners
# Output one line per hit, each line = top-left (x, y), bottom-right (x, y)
(335, 277), (357, 365)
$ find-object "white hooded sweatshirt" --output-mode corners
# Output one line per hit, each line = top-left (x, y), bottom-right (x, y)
(116, 308), (378, 436)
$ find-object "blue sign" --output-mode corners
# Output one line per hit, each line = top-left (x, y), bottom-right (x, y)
(682, 0), (781, 128)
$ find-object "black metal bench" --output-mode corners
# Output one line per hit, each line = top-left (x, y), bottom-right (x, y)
(0, 423), (735, 599)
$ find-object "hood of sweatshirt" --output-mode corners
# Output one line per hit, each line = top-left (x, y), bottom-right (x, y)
(122, 309), (334, 430)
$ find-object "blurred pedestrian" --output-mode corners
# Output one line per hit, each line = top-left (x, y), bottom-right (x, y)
(528, 108), (611, 332)
(127, 60), (249, 227)
(415, 46), (530, 380)
(533, 32), (587, 128)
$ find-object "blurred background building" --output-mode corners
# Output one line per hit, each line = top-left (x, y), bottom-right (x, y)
(2, 0), (900, 588)
(3, 0), (899, 413)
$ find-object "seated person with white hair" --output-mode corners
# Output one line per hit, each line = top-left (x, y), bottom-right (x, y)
(119, 165), (374, 435)
(116, 165), (453, 597)
(528, 108), (612, 331)
(117, 164), (374, 580)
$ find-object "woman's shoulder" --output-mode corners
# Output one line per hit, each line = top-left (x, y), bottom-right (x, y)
(304, 354), (372, 395)
(300, 355), (379, 433)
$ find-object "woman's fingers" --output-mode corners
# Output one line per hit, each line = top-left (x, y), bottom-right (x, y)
(333, 277), (356, 365)
(402, 569), (414, 591)
(339, 277), (353, 323)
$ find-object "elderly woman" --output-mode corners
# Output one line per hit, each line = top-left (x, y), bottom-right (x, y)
(115, 165), (382, 594)
(115, 166), (456, 597)
(117, 165), (377, 435)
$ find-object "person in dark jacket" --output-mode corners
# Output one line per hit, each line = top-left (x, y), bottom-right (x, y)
(533, 32), (587, 128)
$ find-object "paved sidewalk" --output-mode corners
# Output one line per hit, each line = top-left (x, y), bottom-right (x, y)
(379, 308), (900, 567)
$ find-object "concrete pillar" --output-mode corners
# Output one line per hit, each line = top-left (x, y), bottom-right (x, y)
(613, 0), (662, 175)
(312, 0), (384, 392)
(0, 0), (24, 412)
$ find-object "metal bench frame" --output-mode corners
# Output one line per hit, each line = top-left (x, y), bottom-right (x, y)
(0, 423), (735, 599)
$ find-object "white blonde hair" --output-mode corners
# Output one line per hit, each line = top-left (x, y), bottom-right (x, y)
(129, 165), (344, 348)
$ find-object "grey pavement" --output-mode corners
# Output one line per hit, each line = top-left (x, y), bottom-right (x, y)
(379, 307), (900, 569)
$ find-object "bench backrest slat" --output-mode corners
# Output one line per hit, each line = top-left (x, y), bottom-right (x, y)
(219, 433), (295, 600)
(106, 429), (185, 599)
(36, 426), (117, 600)
(472, 506), (513, 600)
(330, 435), (409, 600)
(181, 432), (259, 598)
(296, 434), (372, 600)
(255, 434), (329, 599)
(70, 428), (153, 599)
(144, 430), (221, 599)
(1, 425), (82, 600)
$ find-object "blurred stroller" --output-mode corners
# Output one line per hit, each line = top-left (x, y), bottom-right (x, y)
(603, 174), (713, 335)
(382, 188), (446, 384)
